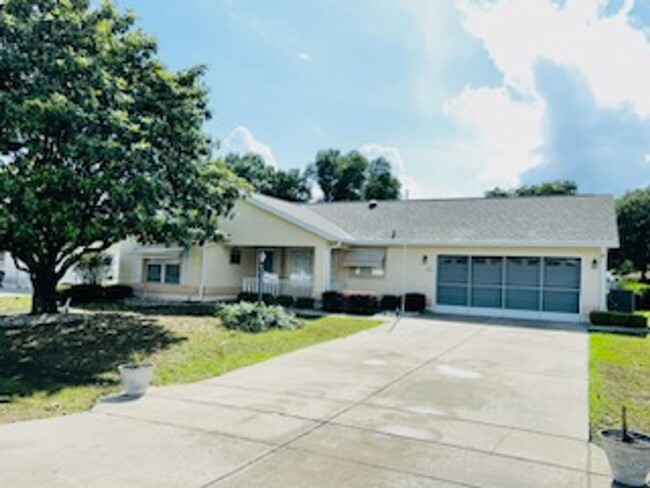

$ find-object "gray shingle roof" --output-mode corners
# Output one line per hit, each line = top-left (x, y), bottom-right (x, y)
(250, 194), (619, 248)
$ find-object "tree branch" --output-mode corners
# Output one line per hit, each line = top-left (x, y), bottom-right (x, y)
(55, 241), (113, 280)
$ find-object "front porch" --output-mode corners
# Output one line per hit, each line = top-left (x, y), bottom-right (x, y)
(236, 246), (319, 298)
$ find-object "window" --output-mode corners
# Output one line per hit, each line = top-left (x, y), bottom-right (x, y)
(352, 266), (385, 277)
(230, 248), (241, 265)
(145, 262), (180, 285)
(343, 248), (385, 278)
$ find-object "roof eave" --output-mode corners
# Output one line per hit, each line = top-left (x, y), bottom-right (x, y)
(340, 238), (620, 249)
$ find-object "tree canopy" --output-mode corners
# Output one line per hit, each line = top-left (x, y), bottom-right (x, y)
(0, 0), (244, 313)
(616, 187), (650, 281)
(224, 153), (310, 202)
(485, 180), (578, 198)
(309, 149), (401, 202)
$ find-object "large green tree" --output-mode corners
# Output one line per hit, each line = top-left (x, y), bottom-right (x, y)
(616, 187), (650, 282)
(310, 149), (401, 202)
(363, 157), (401, 200)
(224, 152), (310, 202)
(485, 180), (578, 198)
(0, 0), (243, 313)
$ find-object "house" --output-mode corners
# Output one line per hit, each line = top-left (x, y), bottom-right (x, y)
(116, 193), (619, 322)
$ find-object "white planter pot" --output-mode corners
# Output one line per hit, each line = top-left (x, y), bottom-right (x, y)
(118, 363), (154, 397)
(601, 429), (650, 487)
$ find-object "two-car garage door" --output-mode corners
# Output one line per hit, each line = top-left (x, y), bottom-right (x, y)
(435, 255), (581, 320)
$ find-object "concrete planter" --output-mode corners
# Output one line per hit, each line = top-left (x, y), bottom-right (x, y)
(601, 429), (650, 487)
(118, 363), (154, 397)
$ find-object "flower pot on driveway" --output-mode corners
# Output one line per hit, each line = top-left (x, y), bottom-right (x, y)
(118, 363), (154, 397)
(601, 429), (650, 487)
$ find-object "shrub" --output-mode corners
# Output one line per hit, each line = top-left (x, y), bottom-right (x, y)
(637, 289), (650, 310)
(73, 252), (113, 285)
(237, 292), (258, 303)
(295, 297), (315, 309)
(261, 293), (277, 306)
(215, 302), (303, 333)
(404, 293), (426, 312)
(103, 285), (133, 301)
(275, 295), (295, 308)
(381, 294), (402, 311)
(322, 291), (346, 312)
(58, 284), (134, 304)
(345, 294), (379, 315)
(60, 284), (104, 304)
(590, 311), (648, 328)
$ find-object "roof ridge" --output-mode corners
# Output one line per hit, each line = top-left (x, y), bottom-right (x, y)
(304, 194), (613, 207)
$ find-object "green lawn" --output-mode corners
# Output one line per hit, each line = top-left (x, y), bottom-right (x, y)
(590, 327), (650, 438)
(0, 295), (31, 314)
(0, 297), (382, 424)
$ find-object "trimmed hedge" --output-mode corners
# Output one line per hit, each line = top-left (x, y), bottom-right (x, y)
(58, 284), (134, 304)
(237, 292), (258, 303)
(404, 293), (426, 312)
(381, 294), (402, 311)
(275, 295), (295, 308)
(322, 291), (346, 312)
(295, 297), (315, 310)
(590, 311), (648, 328)
(345, 294), (379, 315)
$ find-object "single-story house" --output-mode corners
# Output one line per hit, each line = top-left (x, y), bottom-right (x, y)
(116, 193), (619, 322)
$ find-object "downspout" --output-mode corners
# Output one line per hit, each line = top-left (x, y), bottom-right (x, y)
(599, 247), (607, 311)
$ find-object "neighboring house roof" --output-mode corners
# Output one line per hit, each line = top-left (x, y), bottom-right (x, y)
(247, 194), (620, 248)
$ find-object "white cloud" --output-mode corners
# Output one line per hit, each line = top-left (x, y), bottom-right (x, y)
(443, 86), (546, 188)
(359, 143), (425, 199)
(221, 125), (279, 168)
(457, 0), (650, 117)
(430, 0), (650, 193)
(297, 52), (312, 62)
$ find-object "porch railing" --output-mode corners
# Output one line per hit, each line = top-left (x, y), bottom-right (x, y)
(242, 276), (313, 298)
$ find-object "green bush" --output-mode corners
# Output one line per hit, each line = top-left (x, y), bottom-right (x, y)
(295, 297), (315, 309)
(237, 292), (258, 303)
(58, 284), (133, 304)
(215, 302), (303, 333)
(275, 295), (295, 308)
(590, 311), (648, 328)
(261, 293), (277, 306)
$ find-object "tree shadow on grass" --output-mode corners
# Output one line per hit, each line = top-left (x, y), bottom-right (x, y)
(0, 313), (183, 398)
(78, 302), (216, 317)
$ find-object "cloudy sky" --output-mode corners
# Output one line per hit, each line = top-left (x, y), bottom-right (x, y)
(117, 0), (650, 198)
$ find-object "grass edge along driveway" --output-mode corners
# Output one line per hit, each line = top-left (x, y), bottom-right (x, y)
(0, 300), (382, 425)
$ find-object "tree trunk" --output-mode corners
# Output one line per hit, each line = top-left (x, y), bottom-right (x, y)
(31, 266), (60, 314)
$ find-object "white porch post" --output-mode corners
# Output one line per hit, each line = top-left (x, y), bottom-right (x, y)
(312, 246), (331, 298)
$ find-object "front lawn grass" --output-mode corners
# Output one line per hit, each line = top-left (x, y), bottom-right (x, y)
(0, 299), (382, 424)
(590, 330), (650, 438)
(0, 295), (31, 314)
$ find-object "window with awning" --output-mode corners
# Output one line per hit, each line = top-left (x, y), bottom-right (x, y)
(343, 248), (386, 277)
(342, 248), (386, 268)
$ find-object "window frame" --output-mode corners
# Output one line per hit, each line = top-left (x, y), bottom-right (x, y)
(145, 260), (181, 285)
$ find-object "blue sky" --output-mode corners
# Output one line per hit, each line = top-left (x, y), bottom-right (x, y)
(115, 0), (650, 198)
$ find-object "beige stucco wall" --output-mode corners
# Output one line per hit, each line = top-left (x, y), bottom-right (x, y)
(333, 245), (605, 320)
(117, 200), (335, 299)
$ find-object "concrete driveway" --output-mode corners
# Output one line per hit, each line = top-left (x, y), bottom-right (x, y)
(0, 316), (611, 487)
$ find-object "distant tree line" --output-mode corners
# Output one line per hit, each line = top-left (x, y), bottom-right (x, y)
(224, 149), (401, 203)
